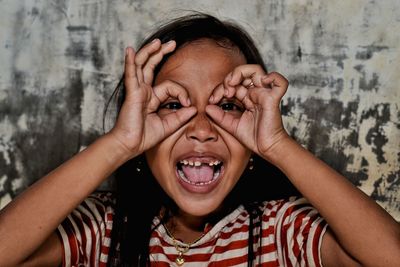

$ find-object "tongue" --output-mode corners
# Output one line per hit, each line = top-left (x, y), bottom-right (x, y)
(182, 165), (214, 183)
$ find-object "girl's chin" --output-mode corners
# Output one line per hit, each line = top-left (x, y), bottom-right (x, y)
(177, 203), (222, 217)
(173, 194), (225, 217)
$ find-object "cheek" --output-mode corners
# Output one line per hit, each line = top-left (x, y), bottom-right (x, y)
(232, 148), (252, 173)
(221, 132), (252, 169)
(144, 142), (168, 182)
(144, 133), (180, 181)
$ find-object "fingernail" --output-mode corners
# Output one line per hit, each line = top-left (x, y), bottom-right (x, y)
(209, 95), (214, 102)
(125, 47), (130, 56)
(186, 98), (191, 106)
(151, 39), (158, 43)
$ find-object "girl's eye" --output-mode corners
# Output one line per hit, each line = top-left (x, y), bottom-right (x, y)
(220, 102), (244, 112)
(160, 101), (183, 110)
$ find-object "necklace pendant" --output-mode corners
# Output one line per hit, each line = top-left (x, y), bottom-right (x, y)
(176, 255), (185, 266)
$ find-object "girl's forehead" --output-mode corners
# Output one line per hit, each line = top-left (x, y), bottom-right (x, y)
(177, 39), (244, 61)
(154, 41), (245, 99)
(158, 39), (246, 77)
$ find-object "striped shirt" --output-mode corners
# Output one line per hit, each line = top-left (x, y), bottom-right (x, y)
(57, 193), (327, 266)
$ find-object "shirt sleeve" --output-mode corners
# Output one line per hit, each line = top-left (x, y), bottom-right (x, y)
(274, 197), (328, 267)
(56, 192), (115, 267)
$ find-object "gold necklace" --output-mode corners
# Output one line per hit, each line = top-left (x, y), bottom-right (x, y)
(163, 223), (206, 266)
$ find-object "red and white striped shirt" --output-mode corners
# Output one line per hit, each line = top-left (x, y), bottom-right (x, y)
(57, 193), (327, 266)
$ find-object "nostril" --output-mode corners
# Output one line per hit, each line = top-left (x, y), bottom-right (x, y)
(186, 115), (218, 142)
(188, 132), (217, 142)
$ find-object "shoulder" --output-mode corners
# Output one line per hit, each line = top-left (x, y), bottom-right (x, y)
(257, 197), (328, 266)
(255, 196), (327, 235)
(220, 197), (321, 230)
(59, 191), (117, 236)
(83, 191), (116, 221)
(257, 196), (320, 218)
(57, 191), (116, 266)
(87, 191), (116, 207)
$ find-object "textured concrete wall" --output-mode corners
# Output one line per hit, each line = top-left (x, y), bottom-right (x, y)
(0, 0), (399, 220)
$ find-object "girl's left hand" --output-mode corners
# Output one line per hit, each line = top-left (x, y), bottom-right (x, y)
(206, 65), (290, 161)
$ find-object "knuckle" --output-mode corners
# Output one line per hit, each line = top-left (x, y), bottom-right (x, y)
(252, 64), (264, 73)
(268, 71), (278, 76)
(162, 79), (176, 88)
(134, 57), (143, 66)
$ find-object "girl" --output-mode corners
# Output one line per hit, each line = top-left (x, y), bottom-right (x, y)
(0, 13), (399, 267)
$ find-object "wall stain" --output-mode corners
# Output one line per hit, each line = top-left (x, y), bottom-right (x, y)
(371, 172), (400, 212)
(289, 74), (344, 93)
(356, 45), (388, 60)
(90, 36), (105, 70)
(65, 24), (105, 70)
(299, 97), (358, 128)
(281, 97), (296, 116)
(0, 67), (84, 196)
(354, 65), (380, 92)
(65, 39), (90, 60)
(66, 25), (92, 32)
(361, 104), (390, 164)
(0, 144), (19, 198)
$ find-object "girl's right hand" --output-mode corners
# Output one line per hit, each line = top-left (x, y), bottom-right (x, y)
(109, 39), (196, 158)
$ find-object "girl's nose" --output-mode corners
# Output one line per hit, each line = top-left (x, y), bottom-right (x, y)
(185, 113), (218, 143)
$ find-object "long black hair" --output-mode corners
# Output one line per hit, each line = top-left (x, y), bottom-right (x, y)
(105, 12), (299, 267)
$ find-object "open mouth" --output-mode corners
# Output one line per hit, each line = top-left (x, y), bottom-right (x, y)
(176, 159), (223, 186)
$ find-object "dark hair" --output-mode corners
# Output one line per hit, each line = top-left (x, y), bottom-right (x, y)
(106, 12), (298, 267)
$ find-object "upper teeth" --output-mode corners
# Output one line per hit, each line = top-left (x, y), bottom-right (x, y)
(180, 160), (221, 166)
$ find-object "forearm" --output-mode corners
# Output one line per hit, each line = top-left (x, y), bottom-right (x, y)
(264, 136), (400, 266)
(0, 133), (131, 266)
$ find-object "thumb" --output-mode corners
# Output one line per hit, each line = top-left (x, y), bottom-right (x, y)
(161, 107), (197, 136)
(205, 105), (239, 135)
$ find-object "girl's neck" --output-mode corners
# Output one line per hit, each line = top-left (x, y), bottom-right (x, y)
(162, 204), (233, 244)
(165, 211), (208, 244)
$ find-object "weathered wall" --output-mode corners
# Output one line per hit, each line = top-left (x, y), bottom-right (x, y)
(0, 0), (399, 220)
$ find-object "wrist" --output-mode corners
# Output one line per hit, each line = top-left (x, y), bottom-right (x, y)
(98, 133), (138, 165)
(260, 134), (298, 167)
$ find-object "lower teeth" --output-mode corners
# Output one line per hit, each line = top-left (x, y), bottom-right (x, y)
(177, 168), (221, 185)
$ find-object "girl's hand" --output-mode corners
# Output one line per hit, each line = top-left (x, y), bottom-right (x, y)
(206, 65), (290, 161)
(109, 40), (196, 158)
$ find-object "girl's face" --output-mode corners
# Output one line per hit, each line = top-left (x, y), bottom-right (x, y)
(145, 39), (251, 217)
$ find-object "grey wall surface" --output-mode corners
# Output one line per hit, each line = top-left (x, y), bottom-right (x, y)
(0, 0), (399, 220)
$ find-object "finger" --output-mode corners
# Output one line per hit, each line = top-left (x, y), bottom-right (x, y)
(209, 84), (225, 104)
(261, 72), (289, 88)
(135, 39), (161, 66)
(161, 106), (197, 136)
(261, 72), (289, 98)
(224, 81), (237, 99)
(142, 40), (176, 84)
(242, 78), (254, 88)
(149, 80), (191, 111)
(225, 64), (266, 88)
(124, 47), (139, 95)
(134, 39), (162, 83)
(248, 87), (281, 109)
(234, 85), (255, 111)
(205, 105), (239, 135)
(219, 73), (237, 99)
(223, 72), (237, 97)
